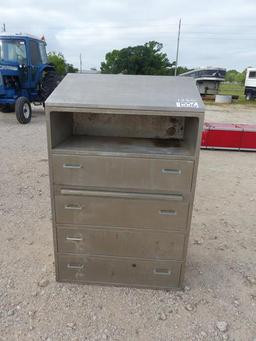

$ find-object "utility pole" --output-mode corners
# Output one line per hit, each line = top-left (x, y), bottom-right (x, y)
(2, 23), (6, 32)
(174, 18), (181, 76)
(79, 53), (82, 73)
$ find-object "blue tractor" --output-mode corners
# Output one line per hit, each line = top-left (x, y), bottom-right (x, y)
(0, 33), (58, 123)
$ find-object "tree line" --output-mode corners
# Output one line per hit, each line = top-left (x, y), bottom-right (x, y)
(47, 52), (78, 76)
(48, 41), (247, 84)
(225, 69), (246, 84)
(100, 41), (190, 76)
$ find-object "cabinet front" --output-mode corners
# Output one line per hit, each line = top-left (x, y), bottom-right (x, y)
(52, 154), (194, 192)
(57, 254), (182, 289)
(54, 190), (189, 231)
(57, 226), (185, 260)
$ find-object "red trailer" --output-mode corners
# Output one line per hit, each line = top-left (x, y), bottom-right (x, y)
(201, 122), (256, 151)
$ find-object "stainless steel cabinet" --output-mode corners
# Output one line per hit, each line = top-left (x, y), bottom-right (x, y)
(46, 74), (204, 289)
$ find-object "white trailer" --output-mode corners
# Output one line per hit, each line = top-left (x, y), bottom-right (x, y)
(245, 67), (256, 100)
(180, 67), (226, 96)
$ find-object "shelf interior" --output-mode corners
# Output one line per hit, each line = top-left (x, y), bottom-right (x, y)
(53, 135), (194, 156)
(50, 111), (198, 157)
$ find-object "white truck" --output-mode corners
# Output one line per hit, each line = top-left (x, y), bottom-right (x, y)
(245, 67), (256, 100)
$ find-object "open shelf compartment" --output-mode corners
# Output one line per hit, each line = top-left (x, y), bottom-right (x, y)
(49, 111), (199, 158)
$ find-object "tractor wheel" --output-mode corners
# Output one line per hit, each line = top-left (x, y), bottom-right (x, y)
(40, 70), (58, 102)
(15, 97), (32, 124)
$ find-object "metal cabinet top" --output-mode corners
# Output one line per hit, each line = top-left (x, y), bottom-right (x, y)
(46, 73), (204, 114)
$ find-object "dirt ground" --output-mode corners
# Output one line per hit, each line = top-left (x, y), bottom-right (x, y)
(0, 104), (255, 341)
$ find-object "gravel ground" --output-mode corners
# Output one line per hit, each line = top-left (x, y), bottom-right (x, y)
(0, 104), (256, 341)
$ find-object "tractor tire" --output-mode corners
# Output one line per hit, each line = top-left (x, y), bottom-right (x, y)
(15, 97), (32, 124)
(40, 70), (58, 102)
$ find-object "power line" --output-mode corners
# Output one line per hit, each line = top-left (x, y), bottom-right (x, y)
(180, 37), (256, 41)
(6, 21), (256, 31)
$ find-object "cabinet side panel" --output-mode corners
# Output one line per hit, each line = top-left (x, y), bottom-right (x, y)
(45, 108), (61, 280)
(50, 111), (73, 148)
(179, 113), (205, 287)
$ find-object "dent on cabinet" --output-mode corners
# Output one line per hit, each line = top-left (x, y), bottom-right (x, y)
(45, 74), (204, 289)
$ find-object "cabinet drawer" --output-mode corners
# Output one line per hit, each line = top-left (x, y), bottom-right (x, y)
(57, 254), (182, 289)
(56, 226), (185, 260)
(52, 154), (194, 192)
(55, 190), (189, 231)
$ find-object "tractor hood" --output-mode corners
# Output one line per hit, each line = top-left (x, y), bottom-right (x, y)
(0, 64), (19, 72)
(0, 61), (20, 74)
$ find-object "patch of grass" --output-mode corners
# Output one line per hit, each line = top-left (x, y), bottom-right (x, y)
(202, 82), (256, 105)
(218, 83), (256, 104)
(219, 83), (244, 96)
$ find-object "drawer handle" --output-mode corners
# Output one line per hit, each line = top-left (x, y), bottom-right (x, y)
(159, 209), (177, 216)
(67, 263), (84, 270)
(65, 204), (82, 210)
(153, 268), (172, 276)
(63, 163), (82, 169)
(60, 189), (183, 201)
(161, 168), (181, 175)
(66, 236), (83, 241)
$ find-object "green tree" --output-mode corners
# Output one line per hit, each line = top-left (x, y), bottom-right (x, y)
(235, 69), (246, 84)
(47, 52), (78, 76)
(169, 66), (192, 76)
(101, 41), (175, 75)
(225, 69), (246, 84)
(66, 63), (78, 73)
(225, 69), (239, 83)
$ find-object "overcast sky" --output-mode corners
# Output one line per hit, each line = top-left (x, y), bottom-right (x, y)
(1, 0), (256, 71)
